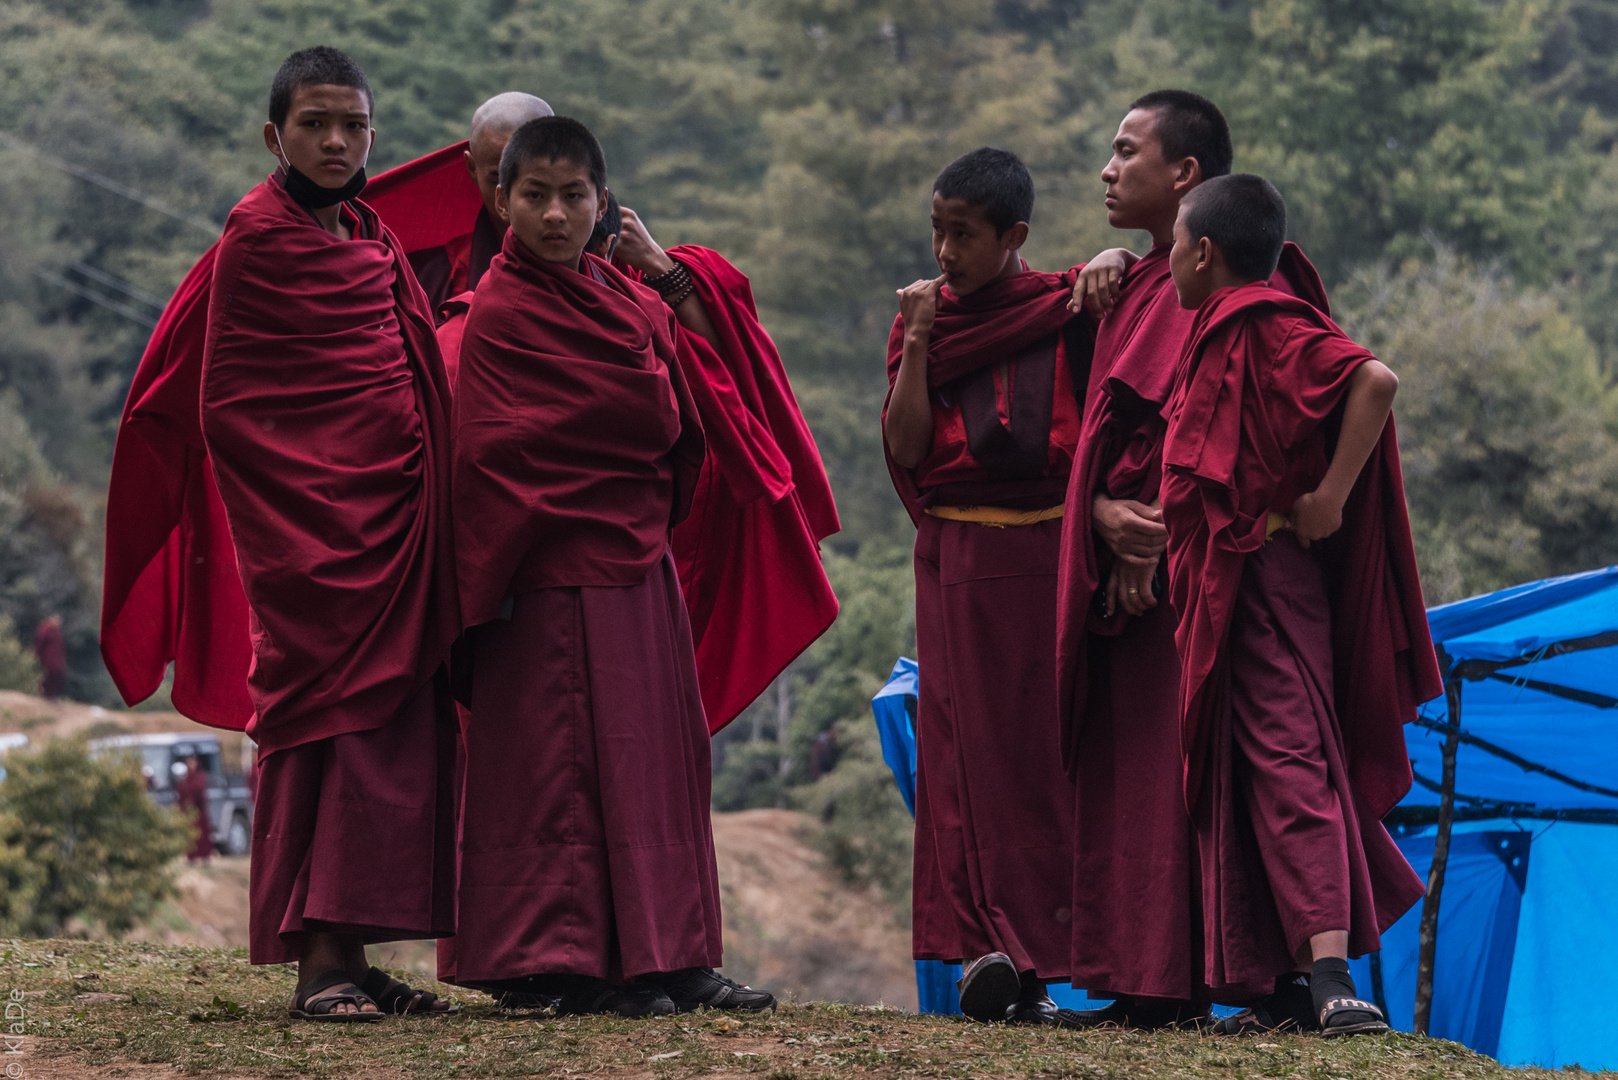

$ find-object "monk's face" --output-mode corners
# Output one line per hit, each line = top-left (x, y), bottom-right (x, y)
(262, 84), (374, 188)
(1102, 108), (1198, 235)
(466, 127), (512, 225)
(499, 156), (608, 270)
(1169, 207), (1217, 310)
(930, 193), (1027, 297)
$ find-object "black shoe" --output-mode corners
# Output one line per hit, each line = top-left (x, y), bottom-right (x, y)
(641, 968), (776, 1013)
(555, 977), (676, 1018)
(956, 953), (1020, 1023)
(1056, 997), (1210, 1031)
(1004, 970), (1059, 1025)
(1210, 973), (1318, 1036)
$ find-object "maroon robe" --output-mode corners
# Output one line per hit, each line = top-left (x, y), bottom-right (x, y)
(200, 175), (459, 963)
(175, 765), (214, 862)
(1054, 243), (1324, 1001)
(883, 267), (1090, 979)
(449, 233), (721, 984)
(1160, 283), (1441, 988)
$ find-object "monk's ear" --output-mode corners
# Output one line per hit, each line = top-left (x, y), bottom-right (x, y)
(1195, 235), (1215, 274)
(262, 121), (282, 159)
(1001, 221), (1030, 251)
(1173, 157), (1202, 198)
(464, 148), (475, 179)
(495, 184), (510, 224)
(596, 188), (609, 224)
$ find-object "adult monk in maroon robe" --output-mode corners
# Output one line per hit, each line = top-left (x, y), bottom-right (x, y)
(33, 614), (66, 700)
(451, 116), (775, 1018)
(175, 754), (214, 863)
(1160, 175), (1441, 1036)
(200, 48), (458, 1020)
(884, 148), (1090, 1025)
(406, 92), (553, 314)
(1054, 91), (1330, 1029)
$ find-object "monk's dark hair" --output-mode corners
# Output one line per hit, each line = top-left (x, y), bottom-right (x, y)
(499, 116), (607, 194)
(1182, 174), (1286, 282)
(1130, 89), (1233, 181)
(933, 147), (1033, 236)
(269, 47), (373, 130)
(588, 190), (622, 251)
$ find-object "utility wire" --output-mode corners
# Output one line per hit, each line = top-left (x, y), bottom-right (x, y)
(66, 260), (167, 309)
(0, 130), (222, 237)
(33, 269), (158, 328)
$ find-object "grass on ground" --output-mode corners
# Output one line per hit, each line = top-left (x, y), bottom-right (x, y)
(1, 939), (1584, 1079)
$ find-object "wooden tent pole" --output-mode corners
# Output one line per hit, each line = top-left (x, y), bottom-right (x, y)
(1414, 675), (1462, 1036)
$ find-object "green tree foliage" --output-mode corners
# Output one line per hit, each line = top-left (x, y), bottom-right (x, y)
(0, 739), (190, 937)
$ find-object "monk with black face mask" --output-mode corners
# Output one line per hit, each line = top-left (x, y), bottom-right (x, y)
(200, 46), (460, 1021)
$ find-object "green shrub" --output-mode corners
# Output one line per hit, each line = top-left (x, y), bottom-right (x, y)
(0, 739), (190, 937)
(0, 612), (42, 694)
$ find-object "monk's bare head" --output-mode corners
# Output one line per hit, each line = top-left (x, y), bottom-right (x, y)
(1103, 90), (1231, 244)
(466, 92), (554, 223)
(1171, 174), (1286, 310)
(929, 148), (1032, 298)
(498, 116), (608, 272)
(262, 47), (375, 191)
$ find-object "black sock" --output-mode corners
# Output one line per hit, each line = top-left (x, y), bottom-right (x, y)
(1018, 970), (1048, 1002)
(1310, 957), (1356, 1019)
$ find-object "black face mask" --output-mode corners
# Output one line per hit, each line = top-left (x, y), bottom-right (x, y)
(279, 162), (368, 209)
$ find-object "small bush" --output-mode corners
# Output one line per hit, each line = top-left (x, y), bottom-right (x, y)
(0, 612), (41, 694)
(0, 738), (190, 937)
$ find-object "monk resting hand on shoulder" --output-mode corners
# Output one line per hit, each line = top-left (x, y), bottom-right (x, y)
(613, 205), (723, 345)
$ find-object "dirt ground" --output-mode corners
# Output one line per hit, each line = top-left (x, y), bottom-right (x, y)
(115, 809), (916, 1009)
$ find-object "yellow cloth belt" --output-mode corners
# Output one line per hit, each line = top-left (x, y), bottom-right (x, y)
(1266, 511), (1293, 540)
(925, 504), (1065, 528)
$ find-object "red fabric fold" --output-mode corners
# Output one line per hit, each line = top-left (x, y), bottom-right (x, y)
(101, 247), (255, 728)
(663, 246), (840, 729)
(1160, 283), (1442, 820)
(1054, 242), (1327, 773)
(453, 234), (705, 625)
(199, 178), (458, 755)
(362, 141), (482, 253)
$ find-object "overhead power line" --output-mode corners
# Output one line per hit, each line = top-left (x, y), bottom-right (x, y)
(0, 129), (222, 237)
(66, 260), (168, 309)
(33, 268), (158, 328)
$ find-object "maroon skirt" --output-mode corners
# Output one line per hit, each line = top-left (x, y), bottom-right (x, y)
(249, 673), (457, 965)
(449, 553), (723, 985)
(911, 514), (1075, 980)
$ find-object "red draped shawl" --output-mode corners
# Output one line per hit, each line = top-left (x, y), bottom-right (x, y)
(1053, 243), (1327, 773)
(882, 267), (1086, 523)
(454, 234), (705, 619)
(101, 178), (457, 754)
(1160, 284), (1442, 819)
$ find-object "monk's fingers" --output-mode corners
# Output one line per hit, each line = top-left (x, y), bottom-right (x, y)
(1103, 572), (1118, 618)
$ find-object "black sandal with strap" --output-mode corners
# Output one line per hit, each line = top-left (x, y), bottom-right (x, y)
(1320, 997), (1390, 1037)
(290, 969), (385, 1023)
(360, 966), (459, 1016)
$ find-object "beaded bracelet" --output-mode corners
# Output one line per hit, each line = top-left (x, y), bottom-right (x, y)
(644, 259), (695, 307)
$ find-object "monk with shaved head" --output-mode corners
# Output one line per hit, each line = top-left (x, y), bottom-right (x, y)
(406, 91), (553, 311)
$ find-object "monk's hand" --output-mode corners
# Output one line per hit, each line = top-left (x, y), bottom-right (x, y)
(1070, 248), (1139, 317)
(1289, 489), (1344, 548)
(898, 276), (945, 339)
(1115, 556), (1158, 617)
(614, 207), (675, 277)
(1092, 494), (1167, 562)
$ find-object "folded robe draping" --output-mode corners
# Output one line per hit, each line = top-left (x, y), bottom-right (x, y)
(1054, 243), (1326, 1001)
(101, 177), (459, 755)
(1161, 284), (1441, 975)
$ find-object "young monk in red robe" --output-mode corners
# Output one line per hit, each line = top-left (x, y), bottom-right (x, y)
(199, 47), (459, 1021)
(406, 91), (553, 314)
(1161, 174), (1441, 1036)
(451, 116), (776, 1018)
(884, 148), (1091, 1024)
(1053, 91), (1330, 1030)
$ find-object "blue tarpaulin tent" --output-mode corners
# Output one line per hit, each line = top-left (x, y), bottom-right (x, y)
(872, 566), (1618, 1063)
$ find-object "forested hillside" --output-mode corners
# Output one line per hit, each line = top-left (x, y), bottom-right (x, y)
(5, 0), (1618, 875)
